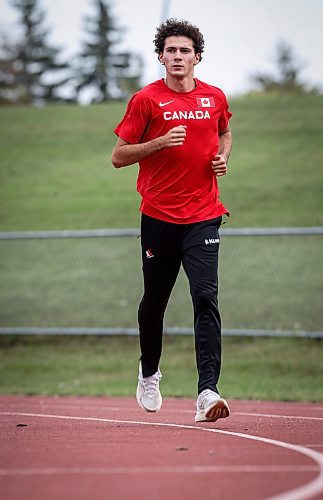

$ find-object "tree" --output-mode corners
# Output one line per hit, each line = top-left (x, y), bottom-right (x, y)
(0, 34), (20, 104)
(0, 0), (71, 104)
(251, 40), (317, 95)
(75, 0), (143, 102)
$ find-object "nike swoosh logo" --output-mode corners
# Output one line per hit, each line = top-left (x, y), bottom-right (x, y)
(159, 100), (174, 107)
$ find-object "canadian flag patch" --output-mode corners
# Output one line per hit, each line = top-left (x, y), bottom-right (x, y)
(196, 97), (215, 108)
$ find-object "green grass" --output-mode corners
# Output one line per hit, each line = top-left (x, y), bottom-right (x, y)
(0, 103), (139, 230)
(1, 94), (323, 401)
(1, 94), (323, 231)
(0, 335), (322, 401)
(1, 235), (322, 332)
(224, 95), (323, 227)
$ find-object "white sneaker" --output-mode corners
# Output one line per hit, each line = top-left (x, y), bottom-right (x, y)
(195, 389), (230, 423)
(136, 362), (162, 412)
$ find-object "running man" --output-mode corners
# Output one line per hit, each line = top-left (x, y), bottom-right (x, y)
(111, 18), (232, 423)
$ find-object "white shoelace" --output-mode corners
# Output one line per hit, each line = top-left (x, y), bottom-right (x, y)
(141, 371), (162, 397)
(198, 389), (218, 408)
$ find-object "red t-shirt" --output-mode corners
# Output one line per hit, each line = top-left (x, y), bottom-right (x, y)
(114, 78), (232, 224)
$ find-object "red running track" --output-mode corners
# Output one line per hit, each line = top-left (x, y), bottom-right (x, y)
(1, 396), (323, 500)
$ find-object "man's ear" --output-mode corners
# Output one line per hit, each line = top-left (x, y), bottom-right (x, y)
(194, 53), (201, 65)
(159, 53), (165, 65)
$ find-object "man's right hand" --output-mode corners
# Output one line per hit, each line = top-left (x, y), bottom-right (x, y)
(162, 125), (187, 147)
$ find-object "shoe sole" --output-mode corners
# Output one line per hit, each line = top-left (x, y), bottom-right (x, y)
(136, 385), (162, 413)
(195, 398), (230, 423)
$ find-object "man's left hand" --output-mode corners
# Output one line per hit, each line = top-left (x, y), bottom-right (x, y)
(211, 155), (227, 177)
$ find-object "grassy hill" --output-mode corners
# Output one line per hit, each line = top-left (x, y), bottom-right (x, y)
(1, 94), (323, 231)
(0, 95), (322, 401)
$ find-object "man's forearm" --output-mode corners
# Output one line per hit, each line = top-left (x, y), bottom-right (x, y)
(111, 137), (164, 168)
(218, 129), (232, 164)
(111, 125), (187, 168)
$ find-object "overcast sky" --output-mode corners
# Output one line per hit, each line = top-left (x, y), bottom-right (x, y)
(1, 0), (322, 97)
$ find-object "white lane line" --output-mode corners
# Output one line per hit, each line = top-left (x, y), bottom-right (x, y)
(0, 465), (318, 476)
(1, 411), (323, 500)
(235, 412), (323, 421)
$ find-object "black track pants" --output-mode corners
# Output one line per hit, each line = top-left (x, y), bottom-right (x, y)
(138, 214), (222, 395)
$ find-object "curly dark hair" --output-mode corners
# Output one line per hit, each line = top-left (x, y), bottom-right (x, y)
(153, 18), (205, 61)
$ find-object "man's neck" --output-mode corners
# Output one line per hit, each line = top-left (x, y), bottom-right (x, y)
(164, 75), (196, 93)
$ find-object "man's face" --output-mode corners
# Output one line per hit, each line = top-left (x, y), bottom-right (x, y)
(159, 36), (200, 78)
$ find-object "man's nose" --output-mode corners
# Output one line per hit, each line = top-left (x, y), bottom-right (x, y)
(174, 50), (182, 59)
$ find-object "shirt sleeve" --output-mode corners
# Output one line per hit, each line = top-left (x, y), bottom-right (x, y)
(218, 93), (232, 133)
(114, 92), (151, 144)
